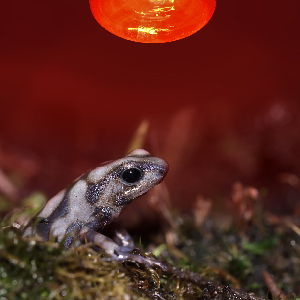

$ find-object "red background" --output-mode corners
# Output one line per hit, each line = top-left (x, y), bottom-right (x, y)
(1, 0), (300, 214)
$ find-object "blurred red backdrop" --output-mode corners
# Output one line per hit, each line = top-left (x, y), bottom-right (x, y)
(1, 0), (300, 215)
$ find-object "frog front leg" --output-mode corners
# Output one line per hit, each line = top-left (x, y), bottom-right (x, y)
(79, 226), (121, 255)
(78, 210), (167, 270)
(79, 225), (167, 271)
(74, 205), (119, 254)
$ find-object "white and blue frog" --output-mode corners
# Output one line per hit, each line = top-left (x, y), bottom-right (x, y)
(23, 149), (168, 268)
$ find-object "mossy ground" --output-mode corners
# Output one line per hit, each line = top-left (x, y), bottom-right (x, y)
(1, 191), (300, 300)
(0, 225), (145, 299)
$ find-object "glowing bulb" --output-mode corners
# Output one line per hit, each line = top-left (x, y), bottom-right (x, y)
(89, 0), (216, 43)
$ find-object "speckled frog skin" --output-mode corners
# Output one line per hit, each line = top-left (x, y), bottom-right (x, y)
(23, 149), (168, 266)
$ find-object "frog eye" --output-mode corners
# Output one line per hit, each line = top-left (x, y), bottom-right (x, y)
(121, 168), (142, 184)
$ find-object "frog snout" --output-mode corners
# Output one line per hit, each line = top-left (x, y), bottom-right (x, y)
(157, 160), (169, 183)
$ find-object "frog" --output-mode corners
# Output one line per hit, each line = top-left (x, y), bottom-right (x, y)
(23, 149), (169, 268)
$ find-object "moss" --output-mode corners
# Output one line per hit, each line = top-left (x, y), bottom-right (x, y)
(169, 213), (300, 297)
(0, 222), (145, 300)
(1, 188), (300, 300)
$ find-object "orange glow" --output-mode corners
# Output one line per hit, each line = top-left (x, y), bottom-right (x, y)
(89, 0), (216, 43)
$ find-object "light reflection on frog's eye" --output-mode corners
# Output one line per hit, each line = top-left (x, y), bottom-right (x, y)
(120, 168), (142, 184)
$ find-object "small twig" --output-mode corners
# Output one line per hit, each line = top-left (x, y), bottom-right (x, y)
(263, 270), (286, 300)
(0, 168), (18, 203)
